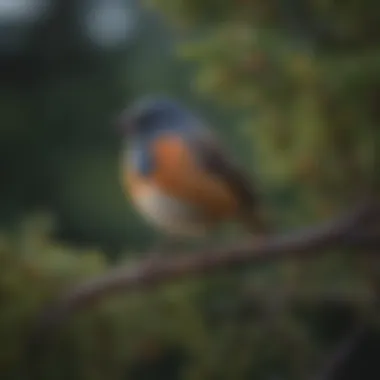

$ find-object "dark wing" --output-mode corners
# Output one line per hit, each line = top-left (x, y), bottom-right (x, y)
(189, 128), (271, 234)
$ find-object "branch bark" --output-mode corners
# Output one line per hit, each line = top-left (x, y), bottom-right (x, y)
(27, 199), (379, 379)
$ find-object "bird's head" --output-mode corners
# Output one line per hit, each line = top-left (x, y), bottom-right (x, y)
(115, 96), (194, 138)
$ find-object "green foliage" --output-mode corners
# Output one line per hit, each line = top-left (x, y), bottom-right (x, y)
(0, 216), (378, 380)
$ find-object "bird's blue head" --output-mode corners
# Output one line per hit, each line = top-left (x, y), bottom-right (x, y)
(115, 96), (199, 139)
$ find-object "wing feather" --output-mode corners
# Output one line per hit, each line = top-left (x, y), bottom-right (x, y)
(188, 126), (271, 234)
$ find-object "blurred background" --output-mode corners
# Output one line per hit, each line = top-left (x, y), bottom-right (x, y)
(0, 1), (379, 379)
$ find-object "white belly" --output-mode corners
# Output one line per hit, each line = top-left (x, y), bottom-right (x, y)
(132, 185), (210, 236)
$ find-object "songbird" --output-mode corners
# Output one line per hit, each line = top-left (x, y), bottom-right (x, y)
(117, 96), (270, 239)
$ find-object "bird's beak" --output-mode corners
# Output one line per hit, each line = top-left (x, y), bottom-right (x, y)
(113, 112), (134, 136)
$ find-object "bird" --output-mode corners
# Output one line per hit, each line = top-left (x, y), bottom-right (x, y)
(116, 96), (270, 241)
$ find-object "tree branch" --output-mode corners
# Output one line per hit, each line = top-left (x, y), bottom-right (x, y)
(27, 199), (379, 379)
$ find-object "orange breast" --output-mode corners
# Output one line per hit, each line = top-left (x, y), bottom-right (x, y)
(145, 135), (240, 221)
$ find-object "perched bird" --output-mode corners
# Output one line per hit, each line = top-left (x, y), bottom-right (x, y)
(117, 96), (270, 239)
